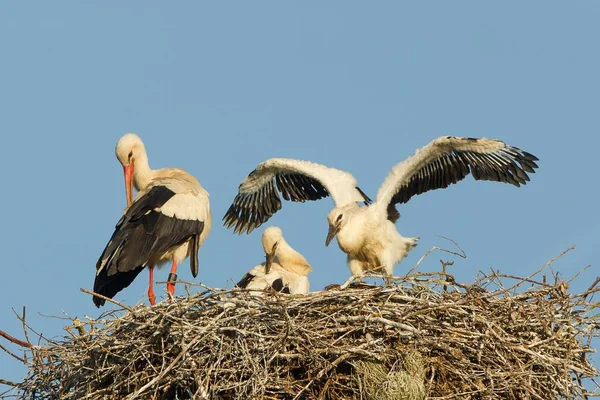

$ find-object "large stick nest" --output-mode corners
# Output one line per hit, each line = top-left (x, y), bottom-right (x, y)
(2, 262), (600, 399)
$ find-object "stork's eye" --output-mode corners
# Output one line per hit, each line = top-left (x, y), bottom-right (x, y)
(336, 214), (343, 222)
(128, 151), (133, 160)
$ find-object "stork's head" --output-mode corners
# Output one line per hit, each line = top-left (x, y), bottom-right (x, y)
(115, 133), (146, 207)
(262, 226), (283, 273)
(326, 207), (347, 247)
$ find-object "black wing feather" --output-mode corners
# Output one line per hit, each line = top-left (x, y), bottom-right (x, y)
(189, 234), (200, 278)
(92, 266), (146, 308)
(223, 171), (346, 235)
(93, 185), (204, 307)
(271, 278), (291, 294)
(235, 273), (256, 289)
(235, 272), (291, 294)
(389, 141), (539, 209)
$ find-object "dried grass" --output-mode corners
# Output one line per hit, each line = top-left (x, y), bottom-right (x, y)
(1, 249), (599, 399)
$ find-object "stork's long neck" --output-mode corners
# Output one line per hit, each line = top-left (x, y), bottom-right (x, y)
(133, 150), (153, 191)
(276, 239), (312, 276)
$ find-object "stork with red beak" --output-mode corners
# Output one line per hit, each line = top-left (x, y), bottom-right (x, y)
(93, 133), (212, 307)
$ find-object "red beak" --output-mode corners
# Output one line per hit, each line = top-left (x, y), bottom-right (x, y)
(123, 163), (134, 207)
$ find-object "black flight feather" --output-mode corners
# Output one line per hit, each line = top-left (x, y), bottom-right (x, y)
(235, 273), (256, 289)
(93, 185), (204, 307)
(271, 278), (291, 294)
(223, 172), (330, 235)
(389, 143), (539, 210)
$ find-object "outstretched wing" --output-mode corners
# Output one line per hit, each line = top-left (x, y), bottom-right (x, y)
(93, 181), (207, 307)
(376, 136), (539, 221)
(223, 158), (371, 234)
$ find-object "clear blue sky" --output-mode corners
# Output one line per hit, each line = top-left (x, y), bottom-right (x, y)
(1, 1), (598, 387)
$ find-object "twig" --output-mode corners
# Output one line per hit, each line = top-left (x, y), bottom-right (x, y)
(0, 342), (25, 363)
(79, 288), (134, 312)
(436, 235), (467, 258)
(335, 316), (418, 334)
(125, 336), (201, 400)
(0, 379), (21, 388)
(482, 246), (576, 297)
(3, 258), (598, 400)
(440, 260), (454, 293)
(340, 274), (364, 290)
(0, 329), (31, 349)
(582, 277), (600, 301)
(408, 236), (467, 275)
(20, 307), (31, 348)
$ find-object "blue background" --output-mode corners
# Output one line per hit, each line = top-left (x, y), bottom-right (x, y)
(0, 1), (598, 390)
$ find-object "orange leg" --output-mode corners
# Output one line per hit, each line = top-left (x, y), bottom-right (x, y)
(148, 265), (156, 306)
(167, 260), (178, 300)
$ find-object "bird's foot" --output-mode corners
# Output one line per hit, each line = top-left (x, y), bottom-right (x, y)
(409, 236), (420, 249)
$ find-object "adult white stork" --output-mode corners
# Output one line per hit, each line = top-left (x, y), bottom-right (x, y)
(236, 226), (312, 294)
(223, 136), (538, 279)
(93, 133), (211, 307)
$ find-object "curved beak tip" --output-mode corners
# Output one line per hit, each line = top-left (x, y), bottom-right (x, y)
(325, 225), (338, 247)
(265, 241), (279, 273)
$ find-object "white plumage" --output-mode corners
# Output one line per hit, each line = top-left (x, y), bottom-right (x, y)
(236, 226), (311, 294)
(224, 136), (538, 279)
(93, 133), (212, 307)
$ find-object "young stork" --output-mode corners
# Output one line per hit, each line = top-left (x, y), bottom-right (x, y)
(236, 226), (312, 294)
(93, 133), (211, 307)
(223, 136), (538, 279)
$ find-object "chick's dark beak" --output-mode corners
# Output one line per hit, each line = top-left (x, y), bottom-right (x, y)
(325, 224), (340, 247)
(265, 242), (279, 273)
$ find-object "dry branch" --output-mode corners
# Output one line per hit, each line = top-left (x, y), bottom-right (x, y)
(0, 330), (31, 349)
(1, 264), (599, 399)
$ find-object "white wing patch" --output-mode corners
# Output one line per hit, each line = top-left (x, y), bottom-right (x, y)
(157, 190), (209, 221)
